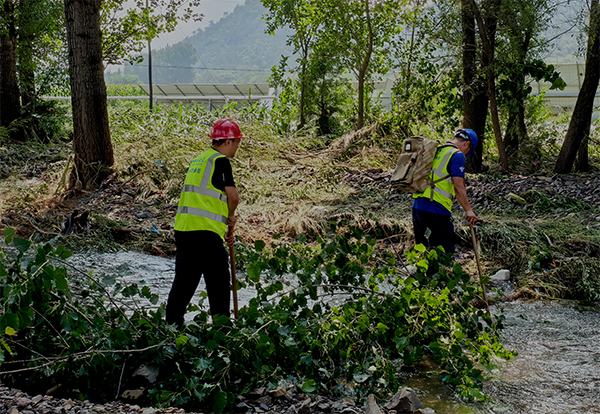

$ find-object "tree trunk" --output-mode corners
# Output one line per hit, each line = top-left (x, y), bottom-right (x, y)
(299, 57), (307, 130)
(503, 73), (528, 156)
(357, 74), (364, 129)
(575, 123), (590, 172)
(16, 0), (37, 108)
(356, 0), (373, 130)
(64, 0), (114, 191)
(555, 0), (600, 174)
(469, 0), (508, 172)
(461, 0), (493, 173)
(0, 0), (23, 139)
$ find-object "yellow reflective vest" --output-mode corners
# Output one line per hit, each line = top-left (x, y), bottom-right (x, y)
(174, 148), (229, 239)
(413, 144), (460, 213)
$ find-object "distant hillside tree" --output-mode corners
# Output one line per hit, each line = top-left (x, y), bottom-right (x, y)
(124, 42), (199, 84)
(105, 69), (140, 85)
(184, 0), (292, 84)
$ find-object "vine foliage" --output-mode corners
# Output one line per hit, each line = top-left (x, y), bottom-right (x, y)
(0, 225), (513, 412)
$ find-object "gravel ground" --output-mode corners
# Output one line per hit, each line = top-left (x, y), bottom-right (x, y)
(0, 383), (369, 414)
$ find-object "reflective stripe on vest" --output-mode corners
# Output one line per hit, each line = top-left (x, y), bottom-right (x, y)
(414, 145), (460, 212)
(174, 149), (229, 238)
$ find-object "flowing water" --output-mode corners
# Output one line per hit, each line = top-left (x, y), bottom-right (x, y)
(67, 251), (600, 414)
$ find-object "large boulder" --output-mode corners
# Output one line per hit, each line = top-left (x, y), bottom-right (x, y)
(383, 387), (424, 413)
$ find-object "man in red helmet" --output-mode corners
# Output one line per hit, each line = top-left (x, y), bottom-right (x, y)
(166, 119), (242, 327)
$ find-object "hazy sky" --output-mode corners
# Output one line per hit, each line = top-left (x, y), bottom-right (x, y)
(152, 0), (246, 49)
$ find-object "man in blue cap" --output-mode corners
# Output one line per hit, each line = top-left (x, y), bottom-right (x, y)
(412, 129), (478, 254)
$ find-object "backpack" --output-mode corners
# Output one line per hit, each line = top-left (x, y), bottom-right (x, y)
(390, 136), (457, 194)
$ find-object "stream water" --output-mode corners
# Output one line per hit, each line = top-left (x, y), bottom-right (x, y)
(67, 251), (600, 414)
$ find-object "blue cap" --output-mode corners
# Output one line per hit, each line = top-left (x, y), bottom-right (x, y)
(456, 129), (478, 157)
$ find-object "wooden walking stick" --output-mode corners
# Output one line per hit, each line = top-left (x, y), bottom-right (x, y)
(469, 222), (492, 320)
(229, 243), (239, 319)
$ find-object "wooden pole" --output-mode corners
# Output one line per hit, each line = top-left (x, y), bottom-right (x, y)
(229, 244), (239, 319)
(470, 222), (491, 320)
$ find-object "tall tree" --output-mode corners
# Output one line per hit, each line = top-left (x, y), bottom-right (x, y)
(461, 0), (489, 172)
(15, 0), (65, 108)
(468, 0), (508, 172)
(460, 0), (505, 172)
(555, 0), (600, 173)
(327, 0), (400, 129)
(390, 2), (462, 137)
(262, 0), (323, 129)
(0, 0), (22, 139)
(495, 0), (564, 158)
(64, 0), (114, 191)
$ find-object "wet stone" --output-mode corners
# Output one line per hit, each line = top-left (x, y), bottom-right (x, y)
(236, 402), (252, 411)
(256, 396), (272, 405)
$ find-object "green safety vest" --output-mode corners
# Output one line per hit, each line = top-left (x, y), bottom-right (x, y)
(413, 144), (460, 213)
(174, 148), (229, 239)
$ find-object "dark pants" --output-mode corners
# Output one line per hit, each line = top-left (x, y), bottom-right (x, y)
(165, 230), (230, 326)
(412, 207), (455, 253)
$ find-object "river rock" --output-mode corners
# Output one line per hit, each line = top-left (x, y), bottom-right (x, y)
(256, 395), (272, 405)
(121, 388), (144, 400)
(383, 387), (423, 413)
(364, 395), (383, 414)
(133, 364), (160, 384)
(490, 269), (511, 281)
(270, 385), (287, 398)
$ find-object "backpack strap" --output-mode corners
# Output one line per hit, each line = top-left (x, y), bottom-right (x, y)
(428, 143), (460, 202)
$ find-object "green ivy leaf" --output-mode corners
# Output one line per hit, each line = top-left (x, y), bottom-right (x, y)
(254, 240), (266, 252)
(376, 323), (388, 334)
(13, 238), (31, 254)
(3, 227), (16, 244)
(176, 334), (189, 349)
(55, 275), (69, 291)
(17, 308), (34, 328)
(55, 245), (73, 259)
(353, 373), (370, 383)
(300, 379), (317, 393)
(247, 263), (262, 282)
(211, 390), (228, 413)
(0, 314), (19, 333)
(194, 357), (212, 370)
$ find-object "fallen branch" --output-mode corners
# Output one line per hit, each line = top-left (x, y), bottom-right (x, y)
(0, 343), (165, 375)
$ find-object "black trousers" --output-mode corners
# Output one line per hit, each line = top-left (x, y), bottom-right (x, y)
(412, 207), (455, 253)
(165, 230), (230, 326)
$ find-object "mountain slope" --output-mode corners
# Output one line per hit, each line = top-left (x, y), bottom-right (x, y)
(124, 0), (292, 84)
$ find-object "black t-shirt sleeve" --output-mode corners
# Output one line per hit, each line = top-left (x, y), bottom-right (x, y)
(211, 157), (236, 191)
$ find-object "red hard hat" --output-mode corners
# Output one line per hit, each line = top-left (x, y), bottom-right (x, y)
(210, 119), (243, 140)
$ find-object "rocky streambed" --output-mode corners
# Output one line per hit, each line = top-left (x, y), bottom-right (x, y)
(0, 384), (433, 414)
